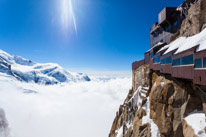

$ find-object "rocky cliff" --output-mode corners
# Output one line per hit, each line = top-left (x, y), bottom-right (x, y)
(109, 64), (206, 137)
(172, 0), (206, 41)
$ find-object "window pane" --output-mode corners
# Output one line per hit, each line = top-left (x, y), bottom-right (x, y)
(176, 58), (181, 65)
(161, 59), (166, 64)
(151, 52), (153, 59)
(166, 56), (172, 64)
(173, 58), (181, 66)
(204, 58), (206, 68)
(195, 59), (202, 68)
(153, 56), (160, 64)
(157, 56), (160, 63)
(174, 21), (178, 27)
(187, 55), (194, 64)
(182, 57), (186, 65)
(173, 59), (176, 66)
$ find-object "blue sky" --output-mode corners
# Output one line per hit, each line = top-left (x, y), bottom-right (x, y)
(0, 0), (184, 72)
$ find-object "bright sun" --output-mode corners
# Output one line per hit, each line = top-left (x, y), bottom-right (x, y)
(61, 0), (77, 34)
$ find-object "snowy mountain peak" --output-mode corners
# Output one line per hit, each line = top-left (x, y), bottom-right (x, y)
(0, 49), (90, 85)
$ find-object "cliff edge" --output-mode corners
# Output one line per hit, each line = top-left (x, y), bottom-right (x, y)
(109, 64), (206, 137)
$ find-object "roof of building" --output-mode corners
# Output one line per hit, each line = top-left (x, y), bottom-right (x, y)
(160, 28), (206, 55)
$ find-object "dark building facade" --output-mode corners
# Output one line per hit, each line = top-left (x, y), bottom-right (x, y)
(150, 7), (184, 48)
(132, 3), (206, 86)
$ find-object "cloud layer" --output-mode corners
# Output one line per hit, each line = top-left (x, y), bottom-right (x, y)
(0, 74), (131, 137)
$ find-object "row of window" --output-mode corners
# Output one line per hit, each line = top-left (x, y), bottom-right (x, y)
(195, 58), (206, 68)
(162, 55), (194, 66)
(172, 55), (194, 66)
(157, 54), (206, 69)
(173, 58), (181, 66)
(182, 55), (194, 65)
(161, 56), (172, 65)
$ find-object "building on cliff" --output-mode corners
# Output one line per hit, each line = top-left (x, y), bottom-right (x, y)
(110, 1), (206, 137)
(150, 7), (185, 48)
(133, 0), (206, 86)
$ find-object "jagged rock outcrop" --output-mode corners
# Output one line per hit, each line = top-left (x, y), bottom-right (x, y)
(179, 0), (206, 37)
(149, 72), (205, 137)
(109, 64), (206, 137)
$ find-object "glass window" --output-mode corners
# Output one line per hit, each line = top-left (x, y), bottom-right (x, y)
(182, 56), (187, 65)
(151, 52), (153, 59)
(161, 59), (166, 64)
(187, 55), (194, 64)
(172, 58), (181, 66)
(204, 58), (206, 68)
(173, 58), (181, 66)
(153, 57), (156, 63)
(181, 55), (194, 65)
(166, 56), (172, 64)
(153, 56), (160, 64)
(176, 58), (181, 66)
(157, 56), (160, 63)
(172, 59), (176, 66)
(174, 21), (178, 27)
(195, 59), (202, 68)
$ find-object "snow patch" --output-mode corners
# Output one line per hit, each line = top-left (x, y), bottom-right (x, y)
(142, 97), (161, 137)
(184, 111), (206, 137)
(160, 82), (165, 87)
(154, 82), (156, 87)
(116, 126), (123, 137)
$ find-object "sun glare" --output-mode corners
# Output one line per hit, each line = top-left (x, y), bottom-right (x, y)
(61, 0), (77, 34)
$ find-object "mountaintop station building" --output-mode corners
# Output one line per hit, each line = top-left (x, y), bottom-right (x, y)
(132, 2), (206, 86)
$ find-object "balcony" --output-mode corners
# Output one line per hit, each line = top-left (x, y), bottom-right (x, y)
(158, 7), (177, 25)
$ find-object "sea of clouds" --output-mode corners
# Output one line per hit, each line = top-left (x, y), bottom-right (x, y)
(0, 72), (131, 137)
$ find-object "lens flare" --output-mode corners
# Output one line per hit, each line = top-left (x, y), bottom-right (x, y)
(61, 0), (77, 34)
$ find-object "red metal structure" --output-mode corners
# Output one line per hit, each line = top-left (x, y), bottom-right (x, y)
(132, 5), (206, 86)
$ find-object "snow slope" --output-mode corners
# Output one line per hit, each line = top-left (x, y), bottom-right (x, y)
(0, 49), (90, 85)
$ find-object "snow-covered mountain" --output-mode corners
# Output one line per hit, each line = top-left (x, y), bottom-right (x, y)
(0, 49), (90, 85)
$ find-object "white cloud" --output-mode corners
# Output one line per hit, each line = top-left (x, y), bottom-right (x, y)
(0, 74), (131, 137)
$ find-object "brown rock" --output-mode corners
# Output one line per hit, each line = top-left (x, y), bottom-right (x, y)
(182, 120), (197, 137)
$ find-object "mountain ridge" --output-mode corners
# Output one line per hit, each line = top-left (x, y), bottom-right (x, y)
(0, 49), (90, 85)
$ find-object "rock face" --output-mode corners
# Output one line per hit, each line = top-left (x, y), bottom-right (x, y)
(0, 108), (10, 137)
(109, 64), (206, 137)
(179, 0), (206, 37)
(149, 72), (204, 137)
